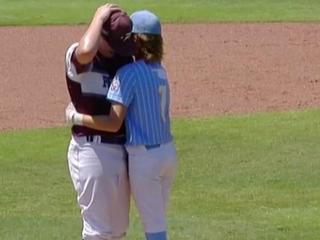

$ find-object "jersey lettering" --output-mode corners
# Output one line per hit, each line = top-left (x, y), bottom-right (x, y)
(102, 75), (110, 88)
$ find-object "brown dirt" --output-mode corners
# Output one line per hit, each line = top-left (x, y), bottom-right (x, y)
(0, 23), (320, 131)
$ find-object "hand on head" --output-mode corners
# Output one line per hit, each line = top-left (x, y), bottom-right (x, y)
(94, 3), (121, 23)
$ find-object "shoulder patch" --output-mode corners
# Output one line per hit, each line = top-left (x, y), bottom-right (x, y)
(110, 78), (120, 92)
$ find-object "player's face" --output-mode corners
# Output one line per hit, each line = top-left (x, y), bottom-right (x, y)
(98, 37), (115, 58)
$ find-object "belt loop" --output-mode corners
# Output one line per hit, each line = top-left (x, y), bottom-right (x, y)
(95, 135), (101, 143)
(85, 135), (103, 143)
(86, 135), (94, 142)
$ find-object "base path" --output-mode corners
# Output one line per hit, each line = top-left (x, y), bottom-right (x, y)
(0, 23), (320, 131)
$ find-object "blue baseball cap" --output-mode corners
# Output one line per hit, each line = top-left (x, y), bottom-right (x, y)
(130, 10), (161, 35)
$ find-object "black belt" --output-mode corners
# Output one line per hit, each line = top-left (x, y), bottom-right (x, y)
(85, 135), (125, 145)
(145, 144), (161, 150)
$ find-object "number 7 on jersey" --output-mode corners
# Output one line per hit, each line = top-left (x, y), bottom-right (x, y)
(159, 85), (167, 123)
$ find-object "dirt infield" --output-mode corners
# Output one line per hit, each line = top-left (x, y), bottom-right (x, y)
(0, 23), (320, 131)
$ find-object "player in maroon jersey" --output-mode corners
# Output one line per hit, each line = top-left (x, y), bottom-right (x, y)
(65, 4), (135, 240)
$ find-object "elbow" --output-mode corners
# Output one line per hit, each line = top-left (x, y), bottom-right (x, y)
(75, 43), (96, 64)
(76, 48), (95, 64)
(105, 105), (126, 132)
(97, 120), (122, 133)
(109, 122), (122, 133)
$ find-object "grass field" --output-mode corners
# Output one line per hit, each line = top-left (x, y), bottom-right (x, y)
(1, 0), (320, 239)
(1, 110), (320, 239)
(1, 0), (320, 25)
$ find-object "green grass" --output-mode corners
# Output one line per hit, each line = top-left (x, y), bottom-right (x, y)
(1, 0), (320, 26)
(1, 109), (320, 239)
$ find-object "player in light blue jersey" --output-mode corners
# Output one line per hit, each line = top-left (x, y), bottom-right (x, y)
(66, 9), (177, 240)
(107, 51), (173, 146)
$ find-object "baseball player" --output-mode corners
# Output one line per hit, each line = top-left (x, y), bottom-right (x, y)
(65, 4), (135, 240)
(66, 10), (177, 240)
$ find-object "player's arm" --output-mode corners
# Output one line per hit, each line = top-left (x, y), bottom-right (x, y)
(83, 102), (127, 132)
(75, 4), (120, 64)
(66, 101), (127, 132)
(65, 66), (133, 130)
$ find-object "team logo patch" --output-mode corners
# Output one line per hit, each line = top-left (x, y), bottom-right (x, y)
(110, 78), (120, 91)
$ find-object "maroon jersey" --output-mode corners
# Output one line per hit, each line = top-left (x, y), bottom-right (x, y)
(65, 43), (133, 144)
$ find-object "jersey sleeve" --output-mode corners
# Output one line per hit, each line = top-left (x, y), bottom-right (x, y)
(107, 65), (135, 107)
(65, 43), (91, 81)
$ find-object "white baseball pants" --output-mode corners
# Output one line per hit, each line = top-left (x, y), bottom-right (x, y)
(125, 141), (178, 234)
(67, 136), (130, 240)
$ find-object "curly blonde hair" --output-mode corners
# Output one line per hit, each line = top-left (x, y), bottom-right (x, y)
(134, 33), (163, 62)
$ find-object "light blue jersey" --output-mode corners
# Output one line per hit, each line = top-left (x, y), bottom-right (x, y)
(107, 60), (173, 145)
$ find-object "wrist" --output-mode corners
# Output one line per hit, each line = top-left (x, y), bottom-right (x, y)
(93, 10), (107, 25)
(72, 112), (84, 125)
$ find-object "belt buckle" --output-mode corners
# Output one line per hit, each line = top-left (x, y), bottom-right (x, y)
(145, 144), (160, 150)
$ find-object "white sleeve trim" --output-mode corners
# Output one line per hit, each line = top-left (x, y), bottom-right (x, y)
(65, 43), (79, 81)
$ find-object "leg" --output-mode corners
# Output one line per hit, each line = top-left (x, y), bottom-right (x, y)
(126, 142), (177, 239)
(68, 138), (130, 240)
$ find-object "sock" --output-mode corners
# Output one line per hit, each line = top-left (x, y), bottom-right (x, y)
(145, 231), (167, 240)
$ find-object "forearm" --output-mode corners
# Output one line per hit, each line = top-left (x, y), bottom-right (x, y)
(82, 114), (121, 132)
(76, 17), (104, 64)
(66, 101), (126, 132)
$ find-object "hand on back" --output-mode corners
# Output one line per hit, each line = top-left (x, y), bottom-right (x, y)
(65, 102), (83, 126)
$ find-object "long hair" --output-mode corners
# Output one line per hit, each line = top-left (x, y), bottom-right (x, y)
(134, 33), (163, 62)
